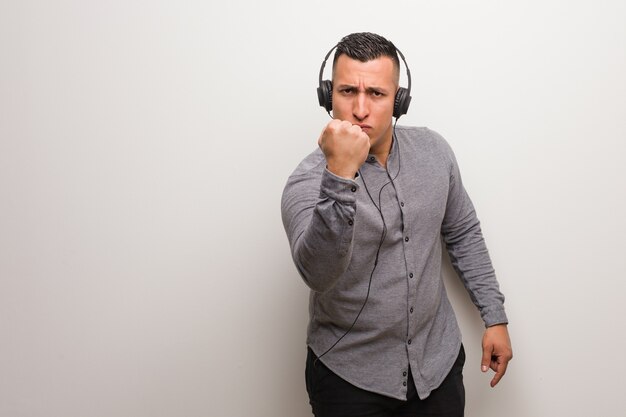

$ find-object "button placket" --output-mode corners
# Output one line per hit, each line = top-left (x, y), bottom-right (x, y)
(391, 169), (416, 396)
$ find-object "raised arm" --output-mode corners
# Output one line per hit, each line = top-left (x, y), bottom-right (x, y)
(281, 120), (370, 292)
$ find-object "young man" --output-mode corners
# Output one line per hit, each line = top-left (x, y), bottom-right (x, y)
(281, 32), (512, 417)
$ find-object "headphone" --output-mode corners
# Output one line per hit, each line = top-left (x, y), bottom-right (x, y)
(317, 44), (412, 119)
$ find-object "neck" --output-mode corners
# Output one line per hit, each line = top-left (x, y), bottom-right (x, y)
(370, 126), (394, 167)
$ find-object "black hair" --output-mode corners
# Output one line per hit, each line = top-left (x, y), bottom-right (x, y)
(332, 32), (400, 79)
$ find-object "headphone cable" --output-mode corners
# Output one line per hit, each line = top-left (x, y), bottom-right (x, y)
(314, 121), (401, 364)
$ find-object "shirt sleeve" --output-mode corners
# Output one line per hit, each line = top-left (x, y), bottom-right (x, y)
(439, 139), (509, 327)
(281, 165), (359, 293)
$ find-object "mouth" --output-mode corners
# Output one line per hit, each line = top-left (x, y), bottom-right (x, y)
(357, 124), (372, 131)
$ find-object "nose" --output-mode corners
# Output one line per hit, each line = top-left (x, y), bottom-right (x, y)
(352, 92), (369, 121)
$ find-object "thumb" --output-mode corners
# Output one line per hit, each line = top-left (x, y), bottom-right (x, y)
(481, 344), (492, 373)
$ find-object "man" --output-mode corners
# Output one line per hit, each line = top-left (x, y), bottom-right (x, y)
(281, 32), (512, 417)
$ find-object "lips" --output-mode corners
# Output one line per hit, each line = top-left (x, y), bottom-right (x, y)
(357, 124), (372, 130)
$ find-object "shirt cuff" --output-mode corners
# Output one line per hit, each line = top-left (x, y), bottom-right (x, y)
(482, 306), (509, 328)
(320, 168), (359, 204)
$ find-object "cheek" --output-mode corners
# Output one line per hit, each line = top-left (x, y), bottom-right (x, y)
(373, 101), (394, 119)
(331, 96), (349, 116)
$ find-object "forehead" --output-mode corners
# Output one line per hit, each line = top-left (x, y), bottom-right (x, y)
(332, 55), (398, 86)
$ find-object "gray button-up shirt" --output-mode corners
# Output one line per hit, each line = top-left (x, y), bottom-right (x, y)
(281, 126), (508, 400)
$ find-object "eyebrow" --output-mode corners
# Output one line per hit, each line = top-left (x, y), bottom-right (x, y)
(336, 84), (390, 94)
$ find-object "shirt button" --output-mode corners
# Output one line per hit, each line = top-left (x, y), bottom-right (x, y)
(403, 371), (407, 377)
(369, 156), (376, 162)
(400, 201), (405, 207)
(409, 273), (414, 278)
(407, 339), (412, 345)
(403, 381), (407, 386)
(404, 236), (409, 242)
(350, 186), (357, 192)
(410, 307), (414, 313)
(348, 220), (353, 226)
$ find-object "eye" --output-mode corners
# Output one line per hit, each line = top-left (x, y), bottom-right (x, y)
(339, 87), (355, 95)
(370, 90), (383, 97)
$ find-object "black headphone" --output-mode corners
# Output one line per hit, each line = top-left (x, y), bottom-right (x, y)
(317, 44), (412, 119)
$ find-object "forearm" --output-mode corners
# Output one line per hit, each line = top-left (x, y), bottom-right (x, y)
(282, 168), (358, 292)
(443, 212), (508, 326)
(441, 148), (507, 326)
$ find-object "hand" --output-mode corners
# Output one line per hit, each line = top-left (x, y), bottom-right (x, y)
(318, 119), (370, 179)
(481, 324), (513, 387)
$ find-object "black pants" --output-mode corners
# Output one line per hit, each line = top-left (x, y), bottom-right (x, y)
(305, 345), (465, 417)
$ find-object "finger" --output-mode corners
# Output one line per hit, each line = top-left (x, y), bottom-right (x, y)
(325, 119), (341, 136)
(490, 356), (510, 387)
(490, 354), (499, 372)
(348, 125), (363, 141)
(481, 344), (492, 373)
(318, 126), (326, 147)
(339, 120), (352, 131)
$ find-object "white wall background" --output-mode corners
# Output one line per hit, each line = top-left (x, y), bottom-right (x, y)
(1, 1), (625, 416)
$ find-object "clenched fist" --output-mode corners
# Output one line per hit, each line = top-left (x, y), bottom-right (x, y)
(318, 120), (370, 179)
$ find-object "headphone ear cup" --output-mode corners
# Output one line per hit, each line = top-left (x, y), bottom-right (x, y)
(317, 80), (333, 112)
(393, 87), (412, 119)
